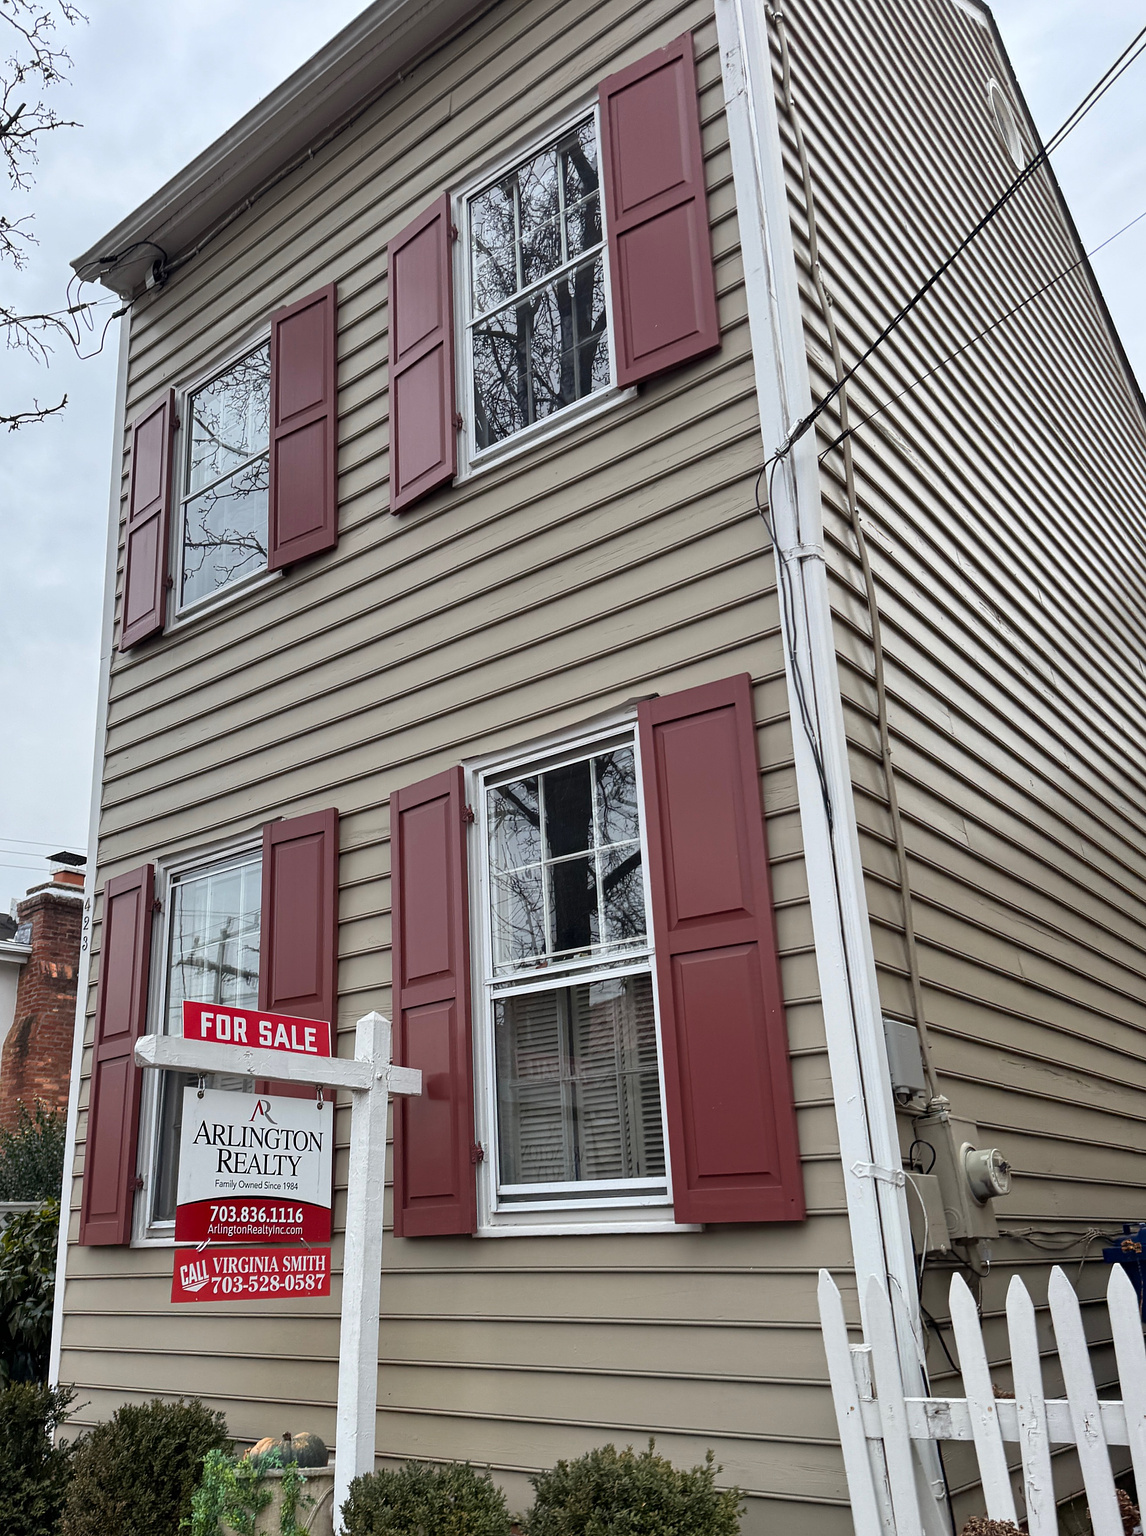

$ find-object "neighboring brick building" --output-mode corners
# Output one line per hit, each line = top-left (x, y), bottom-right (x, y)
(0, 866), (84, 1129)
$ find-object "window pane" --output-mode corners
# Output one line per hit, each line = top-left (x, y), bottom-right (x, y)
(492, 866), (546, 968)
(187, 344), (271, 494)
(471, 175), (518, 315)
(180, 457), (269, 608)
(543, 759), (593, 857)
(594, 747), (639, 845)
(548, 855), (598, 954)
(517, 146), (561, 288)
(600, 843), (645, 944)
(487, 777), (542, 872)
(495, 975), (663, 1190)
(561, 122), (601, 261)
(472, 309), (527, 450)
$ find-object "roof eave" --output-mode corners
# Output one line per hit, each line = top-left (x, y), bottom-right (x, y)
(72, 0), (484, 297)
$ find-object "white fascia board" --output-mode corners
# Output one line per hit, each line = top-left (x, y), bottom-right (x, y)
(72, 0), (485, 297)
(0, 942), (32, 963)
(49, 315), (130, 1389)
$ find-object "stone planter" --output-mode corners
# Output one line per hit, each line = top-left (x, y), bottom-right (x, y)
(229, 1465), (336, 1536)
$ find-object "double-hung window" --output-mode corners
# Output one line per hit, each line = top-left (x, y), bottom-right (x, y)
(176, 342), (272, 612)
(476, 732), (669, 1216)
(464, 114), (613, 457)
(146, 850), (262, 1232)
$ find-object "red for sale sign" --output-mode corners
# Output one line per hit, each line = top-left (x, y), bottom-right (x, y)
(182, 1001), (331, 1058)
(172, 1246), (331, 1303)
(174, 1089), (333, 1243)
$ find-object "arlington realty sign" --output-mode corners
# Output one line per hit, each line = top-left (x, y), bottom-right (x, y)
(175, 1087), (333, 1242)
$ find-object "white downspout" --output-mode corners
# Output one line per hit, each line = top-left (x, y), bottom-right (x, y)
(713, 3), (947, 1528)
(49, 313), (131, 1388)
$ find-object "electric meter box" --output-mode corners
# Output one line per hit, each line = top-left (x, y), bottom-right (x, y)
(914, 1109), (1011, 1243)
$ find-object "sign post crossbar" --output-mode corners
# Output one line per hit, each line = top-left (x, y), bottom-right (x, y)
(134, 1010), (421, 1533)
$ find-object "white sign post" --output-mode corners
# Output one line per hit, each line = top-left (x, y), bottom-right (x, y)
(134, 1010), (420, 1533)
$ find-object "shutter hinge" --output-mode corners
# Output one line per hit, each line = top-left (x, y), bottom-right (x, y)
(151, 897), (163, 914)
(470, 1142), (485, 1164)
(164, 574), (174, 590)
(131, 1175), (144, 1192)
(462, 803), (475, 824)
(453, 412), (464, 430)
(450, 223), (459, 241)
(173, 415), (181, 431)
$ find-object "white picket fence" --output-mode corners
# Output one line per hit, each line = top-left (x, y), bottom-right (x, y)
(818, 1264), (1146, 1536)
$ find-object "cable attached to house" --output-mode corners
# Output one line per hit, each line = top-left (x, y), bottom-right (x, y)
(772, 13), (1146, 459)
(768, 5), (943, 1107)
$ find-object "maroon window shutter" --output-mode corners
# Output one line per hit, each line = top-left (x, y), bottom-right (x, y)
(599, 33), (720, 388)
(638, 675), (804, 1224)
(120, 391), (175, 650)
(259, 810), (339, 1098)
(391, 767), (476, 1236)
(80, 864), (155, 1245)
(268, 284), (339, 571)
(388, 194), (457, 514)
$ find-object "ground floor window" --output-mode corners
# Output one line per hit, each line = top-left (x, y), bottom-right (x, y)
(147, 850), (262, 1227)
(476, 731), (670, 1219)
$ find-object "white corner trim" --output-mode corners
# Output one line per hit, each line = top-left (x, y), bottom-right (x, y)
(49, 315), (131, 1388)
(714, 0), (931, 1400)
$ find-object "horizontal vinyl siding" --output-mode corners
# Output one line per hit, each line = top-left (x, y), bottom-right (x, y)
(58, 2), (851, 1531)
(779, 0), (1146, 1518)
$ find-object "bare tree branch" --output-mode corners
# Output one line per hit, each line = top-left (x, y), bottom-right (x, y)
(0, 0), (85, 426)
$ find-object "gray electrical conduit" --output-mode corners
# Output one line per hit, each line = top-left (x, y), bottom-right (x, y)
(768, 5), (944, 1107)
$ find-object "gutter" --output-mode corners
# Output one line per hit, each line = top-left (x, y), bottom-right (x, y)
(49, 314), (131, 1389)
(713, 3), (947, 1528)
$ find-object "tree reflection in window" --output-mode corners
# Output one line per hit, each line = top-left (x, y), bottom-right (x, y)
(179, 343), (271, 608)
(469, 119), (610, 449)
(486, 746), (646, 972)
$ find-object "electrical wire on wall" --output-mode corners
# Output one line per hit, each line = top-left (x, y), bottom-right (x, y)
(767, 4), (943, 1107)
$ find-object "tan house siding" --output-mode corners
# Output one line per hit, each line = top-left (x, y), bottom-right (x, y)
(58, 2), (853, 1530)
(775, 0), (1146, 1515)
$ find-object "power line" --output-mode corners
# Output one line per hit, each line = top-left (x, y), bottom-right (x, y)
(818, 202), (1146, 459)
(0, 835), (85, 848)
(773, 14), (1146, 456)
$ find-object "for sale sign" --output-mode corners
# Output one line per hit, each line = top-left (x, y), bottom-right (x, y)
(182, 1001), (331, 1057)
(172, 1246), (331, 1303)
(174, 1088), (332, 1243)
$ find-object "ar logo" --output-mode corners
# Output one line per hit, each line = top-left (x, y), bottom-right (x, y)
(249, 1098), (278, 1125)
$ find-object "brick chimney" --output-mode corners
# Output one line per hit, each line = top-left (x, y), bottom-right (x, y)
(0, 862), (85, 1130)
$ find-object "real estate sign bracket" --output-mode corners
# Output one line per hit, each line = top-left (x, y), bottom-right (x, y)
(134, 1010), (422, 1533)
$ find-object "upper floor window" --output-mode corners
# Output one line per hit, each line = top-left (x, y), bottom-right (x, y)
(464, 115), (612, 455)
(177, 342), (271, 611)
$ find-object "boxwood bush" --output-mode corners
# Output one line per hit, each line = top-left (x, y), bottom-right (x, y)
(526, 1442), (742, 1536)
(341, 1460), (512, 1535)
(0, 1199), (60, 1384)
(60, 1397), (229, 1536)
(0, 1381), (75, 1536)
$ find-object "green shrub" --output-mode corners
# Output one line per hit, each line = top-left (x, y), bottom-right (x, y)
(0, 1199), (59, 1384)
(526, 1442), (742, 1536)
(0, 1103), (66, 1202)
(342, 1460), (512, 1535)
(0, 1380), (76, 1536)
(61, 1396), (230, 1536)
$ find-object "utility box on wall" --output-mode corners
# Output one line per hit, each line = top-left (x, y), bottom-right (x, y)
(914, 1106), (1011, 1245)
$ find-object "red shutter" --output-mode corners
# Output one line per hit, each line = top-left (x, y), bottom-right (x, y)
(638, 675), (804, 1224)
(120, 391), (175, 650)
(388, 194), (457, 514)
(259, 810), (339, 1098)
(80, 865), (155, 1245)
(268, 284), (339, 570)
(391, 767), (476, 1236)
(599, 33), (720, 387)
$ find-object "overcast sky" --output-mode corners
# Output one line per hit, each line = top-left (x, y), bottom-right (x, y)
(1, 0), (1144, 915)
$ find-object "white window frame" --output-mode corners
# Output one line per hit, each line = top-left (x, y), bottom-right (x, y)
(133, 836), (263, 1246)
(170, 329), (279, 627)
(453, 101), (636, 483)
(467, 708), (698, 1237)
